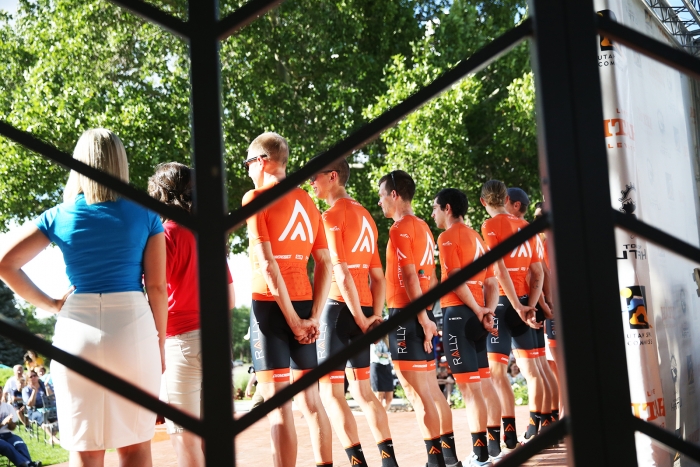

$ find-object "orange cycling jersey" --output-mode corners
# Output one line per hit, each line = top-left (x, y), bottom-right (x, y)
(322, 198), (382, 307)
(480, 213), (540, 297)
(437, 222), (489, 308)
(243, 181), (327, 301)
(386, 215), (435, 309)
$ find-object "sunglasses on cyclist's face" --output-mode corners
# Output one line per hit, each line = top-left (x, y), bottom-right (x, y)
(309, 171), (334, 183)
(243, 154), (268, 172)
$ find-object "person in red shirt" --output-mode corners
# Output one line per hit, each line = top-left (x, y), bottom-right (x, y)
(479, 180), (545, 446)
(311, 157), (400, 467)
(148, 162), (235, 467)
(431, 188), (502, 466)
(243, 132), (333, 467)
(505, 190), (559, 429)
(378, 170), (458, 467)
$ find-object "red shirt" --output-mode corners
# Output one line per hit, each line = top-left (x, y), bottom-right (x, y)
(243, 182), (328, 301)
(322, 198), (382, 306)
(437, 222), (489, 308)
(164, 221), (233, 338)
(386, 215), (436, 309)
(480, 213), (540, 296)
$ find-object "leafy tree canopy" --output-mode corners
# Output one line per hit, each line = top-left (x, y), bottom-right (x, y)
(0, 280), (27, 367)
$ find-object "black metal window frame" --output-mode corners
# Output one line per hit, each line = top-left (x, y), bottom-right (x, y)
(1, 0), (700, 465)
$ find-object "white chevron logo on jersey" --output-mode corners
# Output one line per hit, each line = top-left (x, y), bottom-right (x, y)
(278, 200), (314, 243)
(473, 240), (486, 262)
(396, 248), (407, 260)
(420, 231), (435, 266)
(351, 216), (375, 254)
(535, 235), (545, 260)
(511, 241), (532, 258)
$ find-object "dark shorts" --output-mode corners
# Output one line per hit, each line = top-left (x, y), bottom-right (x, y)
(487, 296), (538, 364)
(317, 300), (374, 383)
(370, 363), (394, 392)
(388, 308), (434, 372)
(250, 300), (317, 383)
(545, 318), (556, 342)
(442, 305), (489, 383)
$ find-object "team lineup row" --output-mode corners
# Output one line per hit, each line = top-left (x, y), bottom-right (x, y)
(242, 132), (560, 467)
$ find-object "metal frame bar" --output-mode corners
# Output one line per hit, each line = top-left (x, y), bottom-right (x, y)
(1, 0), (700, 465)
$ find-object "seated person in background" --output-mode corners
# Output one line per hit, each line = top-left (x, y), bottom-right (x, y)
(0, 399), (41, 467)
(23, 352), (43, 374)
(22, 371), (59, 444)
(507, 360), (526, 386)
(36, 367), (52, 392)
(3, 366), (28, 426)
(436, 365), (455, 402)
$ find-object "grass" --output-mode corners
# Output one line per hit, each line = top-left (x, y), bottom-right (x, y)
(11, 425), (69, 466)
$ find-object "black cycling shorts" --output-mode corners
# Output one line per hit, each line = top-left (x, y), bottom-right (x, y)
(250, 300), (317, 383)
(388, 308), (433, 372)
(442, 305), (489, 383)
(487, 295), (538, 364)
(545, 318), (556, 341)
(317, 300), (374, 383)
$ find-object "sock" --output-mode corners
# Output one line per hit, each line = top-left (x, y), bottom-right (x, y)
(424, 437), (446, 467)
(540, 412), (552, 428)
(345, 443), (367, 465)
(487, 426), (501, 457)
(471, 432), (489, 462)
(502, 417), (517, 449)
(551, 409), (559, 421)
(525, 411), (540, 438)
(316, 464), (333, 467)
(440, 432), (458, 465)
(377, 439), (398, 467)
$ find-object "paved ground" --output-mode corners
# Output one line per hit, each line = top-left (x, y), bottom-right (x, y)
(54, 403), (567, 466)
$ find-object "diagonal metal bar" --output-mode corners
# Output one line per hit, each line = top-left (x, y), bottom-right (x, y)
(233, 215), (550, 434)
(223, 18), (533, 232)
(216, 0), (285, 41)
(492, 419), (567, 467)
(0, 121), (197, 231)
(107, 0), (190, 39)
(597, 15), (700, 79)
(613, 210), (700, 263)
(0, 315), (204, 435)
(630, 416), (700, 462)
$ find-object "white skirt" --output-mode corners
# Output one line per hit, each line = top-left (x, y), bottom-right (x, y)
(51, 292), (161, 451)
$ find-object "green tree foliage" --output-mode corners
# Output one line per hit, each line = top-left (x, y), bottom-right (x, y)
(0, 281), (27, 367)
(0, 0), (445, 249)
(18, 301), (56, 343)
(231, 304), (251, 361)
(360, 0), (538, 251)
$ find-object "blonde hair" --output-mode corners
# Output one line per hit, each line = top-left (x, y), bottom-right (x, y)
(249, 132), (289, 165)
(64, 129), (129, 204)
(481, 179), (507, 207)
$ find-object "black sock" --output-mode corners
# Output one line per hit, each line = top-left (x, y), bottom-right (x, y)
(424, 437), (446, 467)
(345, 443), (367, 465)
(526, 411), (540, 438)
(377, 439), (398, 467)
(440, 432), (458, 465)
(316, 463), (333, 467)
(551, 409), (559, 421)
(471, 432), (489, 462)
(502, 417), (517, 449)
(487, 426), (501, 457)
(540, 412), (552, 428)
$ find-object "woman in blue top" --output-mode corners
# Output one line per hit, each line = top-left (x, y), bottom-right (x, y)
(0, 129), (167, 467)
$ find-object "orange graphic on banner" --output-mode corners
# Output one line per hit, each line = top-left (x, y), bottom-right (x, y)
(629, 305), (649, 326)
(441, 441), (451, 448)
(381, 451), (391, 459)
(428, 447), (441, 455)
(473, 439), (486, 447)
(504, 424), (515, 432)
(350, 456), (363, 465)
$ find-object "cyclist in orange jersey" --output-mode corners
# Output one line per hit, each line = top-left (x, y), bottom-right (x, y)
(479, 180), (544, 449)
(243, 132), (333, 467)
(505, 189), (559, 434)
(533, 201), (561, 417)
(378, 170), (458, 467)
(432, 188), (503, 467)
(311, 157), (400, 467)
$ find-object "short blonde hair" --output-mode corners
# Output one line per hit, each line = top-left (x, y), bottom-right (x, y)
(64, 129), (129, 204)
(249, 132), (289, 165)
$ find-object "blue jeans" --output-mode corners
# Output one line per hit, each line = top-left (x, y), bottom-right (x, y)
(0, 431), (31, 466)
